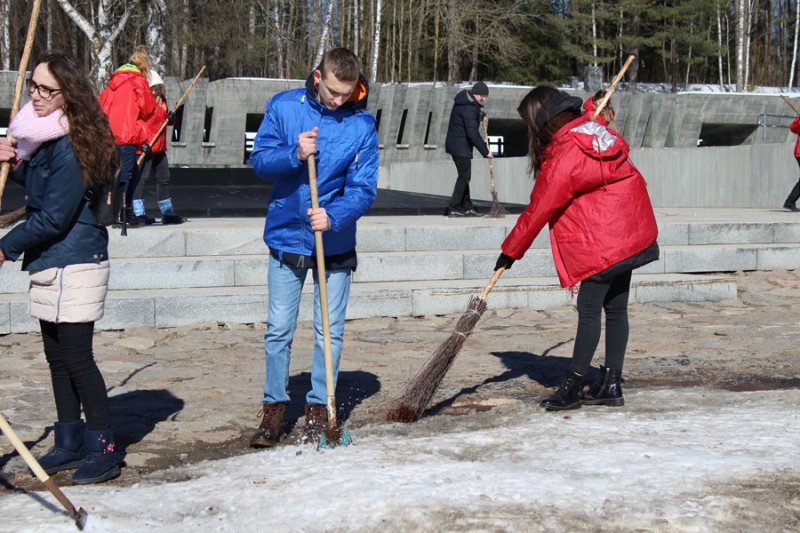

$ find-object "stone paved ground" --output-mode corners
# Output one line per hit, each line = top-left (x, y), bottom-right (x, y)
(1, 269), (799, 492)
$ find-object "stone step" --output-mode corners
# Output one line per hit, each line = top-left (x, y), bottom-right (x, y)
(0, 242), (796, 294)
(0, 273), (736, 333)
(23, 216), (799, 260)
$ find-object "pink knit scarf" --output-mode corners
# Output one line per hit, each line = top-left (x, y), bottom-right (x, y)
(9, 101), (70, 161)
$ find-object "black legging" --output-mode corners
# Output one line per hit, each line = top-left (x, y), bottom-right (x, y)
(568, 269), (633, 375)
(40, 320), (109, 430)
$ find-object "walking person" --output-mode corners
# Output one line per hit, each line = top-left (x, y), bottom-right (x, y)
(99, 45), (157, 227)
(247, 48), (379, 447)
(783, 115), (800, 212)
(132, 70), (186, 225)
(494, 86), (659, 411)
(0, 52), (121, 484)
(445, 81), (493, 218)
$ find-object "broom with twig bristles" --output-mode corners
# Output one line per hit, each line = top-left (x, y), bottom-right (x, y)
(385, 56), (636, 424)
(482, 116), (508, 219)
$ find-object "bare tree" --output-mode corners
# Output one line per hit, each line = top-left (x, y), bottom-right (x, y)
(54, 0), (131, 87)
(314, 0), (336, 67)
(146, 0), (167, 75)
(1, 0), (10, 70)
(791, 0), (799, 88)
(370, 0), (381, 81)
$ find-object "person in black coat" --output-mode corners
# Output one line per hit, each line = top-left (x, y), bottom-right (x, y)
(444, 81), (493, 217)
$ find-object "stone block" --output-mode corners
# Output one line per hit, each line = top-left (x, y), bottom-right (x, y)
(354, 253), (463, 283)
(346, 286), (413, 319)
(772, 222), (800, 244)
(664, 246), (757, 273)
(109, 259), (236, 290)
(98, 296), (156, 330)
(404, 225), (506, 251)
(689, 223), (773, 245)
(633, 276), (737, 303)
(463, 250), (556, 280)
(357, 226), (406, 252)
(233, 258), (269, 286)
(185, 229), (264, 256)
(656, 223), (689, 245)
(10, 301), (37, 333)
(757, 246), (800, 270)
(0, 268), (29, 294)
(155, 290), (269, 328)
(110, 230), (186, 259)
(0, 302), (9, 334)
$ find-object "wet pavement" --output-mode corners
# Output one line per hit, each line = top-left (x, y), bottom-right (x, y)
(1, 269), (799, 492)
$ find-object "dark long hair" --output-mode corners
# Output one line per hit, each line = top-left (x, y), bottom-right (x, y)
(39, 51), (118, 188)
(517, 86), (581, 176)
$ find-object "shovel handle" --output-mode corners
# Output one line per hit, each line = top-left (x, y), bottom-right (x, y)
(307, 155), (338, 428)
(0, 413), (83, 521)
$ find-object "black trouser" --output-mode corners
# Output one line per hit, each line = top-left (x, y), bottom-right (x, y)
(40, 320), (109, 430)
(134, 151), (172, 203)
(784, 157), (800, 207)
(448, 156), (473, 211)
(568, 269), (633, 375)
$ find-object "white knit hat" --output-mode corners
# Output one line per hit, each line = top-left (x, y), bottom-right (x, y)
(149, 70), (165, 88)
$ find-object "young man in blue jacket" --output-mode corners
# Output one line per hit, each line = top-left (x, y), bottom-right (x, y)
(248, 48), (379, 447)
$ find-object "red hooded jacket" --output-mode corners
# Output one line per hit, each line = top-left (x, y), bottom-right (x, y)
(582, 96), (613, 127)
(791, 117), (800, 157)
(502, 117), (658, 288)
(99, 66), (157, 146)
(142, 94), (175, 154)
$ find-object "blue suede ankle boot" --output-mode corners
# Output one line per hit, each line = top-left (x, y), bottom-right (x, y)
(38, 420), (86, 475)
(72, 428), (120, 485)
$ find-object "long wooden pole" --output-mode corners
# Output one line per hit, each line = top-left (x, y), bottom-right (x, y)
(136, 66), (207, 167)
(781, 94), (800, 117)
(0, 0), (43, 214)
(0, 413), (88, 530)
(591, 54), (635, 122)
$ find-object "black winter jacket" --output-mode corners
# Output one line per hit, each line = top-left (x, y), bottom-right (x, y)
(444, 89), (489, 159)
(0, 136), (109, 271)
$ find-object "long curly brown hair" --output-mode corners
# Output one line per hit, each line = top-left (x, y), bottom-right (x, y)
(40, 52), (118, 188)
(517, 86), (581, 176)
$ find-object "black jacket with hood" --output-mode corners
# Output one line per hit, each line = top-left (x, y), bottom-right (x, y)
(444, 89), (489, 159)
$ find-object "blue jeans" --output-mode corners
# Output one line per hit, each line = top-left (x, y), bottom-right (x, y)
(263, 254), (352, 405)
(118, 145), (140, 199)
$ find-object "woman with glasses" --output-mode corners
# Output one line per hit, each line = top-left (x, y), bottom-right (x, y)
(0, 51), (121, 484)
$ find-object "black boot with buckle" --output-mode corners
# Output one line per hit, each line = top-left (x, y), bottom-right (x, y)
(540, 370), (584, 411)
(581, 365), (625, 406)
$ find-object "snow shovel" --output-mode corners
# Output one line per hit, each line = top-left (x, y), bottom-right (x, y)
(0, 413), (88, 530)
(307, 154), (352, 449)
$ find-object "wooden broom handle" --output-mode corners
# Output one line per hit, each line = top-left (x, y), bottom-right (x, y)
(0, 0), (43, 212)
(781, 94), (800, 117)
(591, 54), (634, 122)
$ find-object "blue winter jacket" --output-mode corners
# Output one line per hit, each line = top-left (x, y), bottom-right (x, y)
(0, 136), (109, 271)
(249, 72), (379, 263)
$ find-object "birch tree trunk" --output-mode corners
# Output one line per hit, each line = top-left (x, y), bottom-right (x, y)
(592, 4), (598, 67)
(744, 0), (755, 89)
(146, 0), (167, 75)
(0, 0), (10, 70)
(371, 0), (382, 82)
(717, 1), (725, 90)
(314, 0), (336, 68)
(736, 0), (746, 90)
(790, 0), (800, 88)
(353, 0), (360, 55)
(272, 0), (285, 78)
(55, 0), (131, 88)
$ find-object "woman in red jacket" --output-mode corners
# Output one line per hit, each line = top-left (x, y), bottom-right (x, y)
(99, 46), (157, 227)
(782, 116), (800, 211)
(495, 86), (659, 411)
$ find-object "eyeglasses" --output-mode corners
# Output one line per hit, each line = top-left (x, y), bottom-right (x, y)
(27, 79), (62, 99)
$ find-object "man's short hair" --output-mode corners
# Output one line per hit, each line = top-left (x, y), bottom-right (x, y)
(318, 48), (360, 83)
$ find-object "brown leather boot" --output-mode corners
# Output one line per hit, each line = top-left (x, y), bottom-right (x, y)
(303, 403), (328, 440)
(249, 403), (286, 448)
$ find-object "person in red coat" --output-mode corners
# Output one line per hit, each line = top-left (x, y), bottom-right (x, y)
(494, 86), (659, 411)
(99, 46), (157, 227)
(131, 71), (186, 225)
(782, 116), (800, 211)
